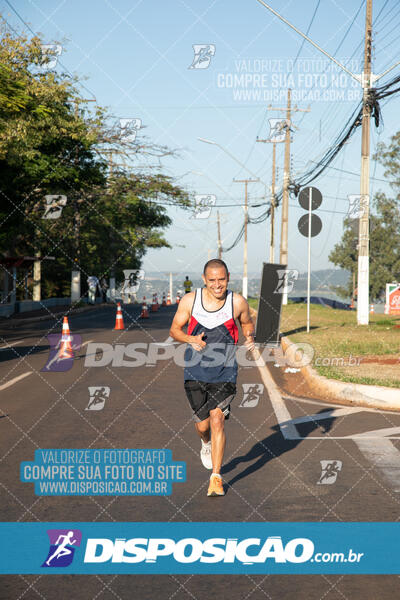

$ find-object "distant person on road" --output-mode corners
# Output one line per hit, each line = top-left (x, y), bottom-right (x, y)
(170, 259), (255, 497)
(87, 276), (99, 305)
(183, 276), (193, 294)
(100, 277), (108, 303)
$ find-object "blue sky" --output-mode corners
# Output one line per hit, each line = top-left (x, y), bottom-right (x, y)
(3, 0), (400, 281)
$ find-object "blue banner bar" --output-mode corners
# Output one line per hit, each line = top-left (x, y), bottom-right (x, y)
(0, 522), (397, 574)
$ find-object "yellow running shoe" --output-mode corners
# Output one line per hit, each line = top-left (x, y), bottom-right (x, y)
(207, 474), (225, 497)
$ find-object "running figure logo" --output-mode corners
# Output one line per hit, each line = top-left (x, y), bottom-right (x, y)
(239, 383), (264, 408)
(40, 44), (62, 70)
(41, 333), (82, 372)
(347, 194), (368, 220)
(42, 529), (82, 567)
(192, 195), (216, 219)
(317, 460), (342, 485)
(42, 195), (67, 219)
(188, 44), (216, 69)
(267, 118), (290, 143)
(274, 269), (298, 294)
(86, 386), (110, 411)
(119, 118), (142, 143)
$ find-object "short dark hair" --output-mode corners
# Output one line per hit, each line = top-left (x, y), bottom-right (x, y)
(203, 259), (229, 276)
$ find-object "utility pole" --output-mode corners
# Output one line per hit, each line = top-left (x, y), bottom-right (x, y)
(357, 0), (373, 325)
(233, 178), (259, 298)
(256, 139), (277, 263)
(270, 142), (276, 263)
(281, 88), (291, 297)
(255, 0), (400, 325)
(71, 97), (96, 302)
(217, 210), (222, 259)
(257, 94), (309, 294)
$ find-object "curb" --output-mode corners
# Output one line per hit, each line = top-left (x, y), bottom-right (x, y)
(281, 335), (400, 412)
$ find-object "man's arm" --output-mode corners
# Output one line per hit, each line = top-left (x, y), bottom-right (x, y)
(235, 294), (255, 351)
(169, 293), (206, 351)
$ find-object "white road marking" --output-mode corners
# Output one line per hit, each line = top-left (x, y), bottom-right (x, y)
(354, 438), (400, 492)
(256, 355), (400, 491)
(0, 371), (33, 391)
(81, 340), (94, 348)
(281, 407), (364, 427)
(254, 348), (299, 439)
(0, 341), (23, 350)
(350, 426), (400, 438)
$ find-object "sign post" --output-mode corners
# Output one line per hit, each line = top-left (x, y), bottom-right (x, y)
(298, 186), (323, 333)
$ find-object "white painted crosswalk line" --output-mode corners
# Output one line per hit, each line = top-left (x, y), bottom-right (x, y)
(354, 438), (400, 492)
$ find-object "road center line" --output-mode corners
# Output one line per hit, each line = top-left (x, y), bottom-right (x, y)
(0, 371), (33, 391)
(0, 341), (23, 350)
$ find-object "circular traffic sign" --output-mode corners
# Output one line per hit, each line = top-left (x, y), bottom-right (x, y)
(298, 213), (322, 237)
(298, 186), (322, 211)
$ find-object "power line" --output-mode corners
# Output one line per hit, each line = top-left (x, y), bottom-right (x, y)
(4, 0), (96, 101)
(292, 0), (321, 70)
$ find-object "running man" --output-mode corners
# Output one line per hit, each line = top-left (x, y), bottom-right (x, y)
(183, 276), (193, 294)
(170, 259), (255, 496)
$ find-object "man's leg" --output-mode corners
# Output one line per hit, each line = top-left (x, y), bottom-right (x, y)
(195, 418), (210, 443)
(209, 407), (225, 474)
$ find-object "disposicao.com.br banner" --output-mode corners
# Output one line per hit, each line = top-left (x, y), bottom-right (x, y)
(0, 522), (396, 574)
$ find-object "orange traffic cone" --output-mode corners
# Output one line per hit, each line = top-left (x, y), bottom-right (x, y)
(166, 291), (171, 305)
(176, 294), (180, 304)
(155, 293), (159, 310)
(151, 293), (158, 312)
(162, 292), (167, 307)
(370, 303), (374, 314)
(59, 316), (74, 359)
(114, 302), (125, 330)
(140, 297), (149, 318)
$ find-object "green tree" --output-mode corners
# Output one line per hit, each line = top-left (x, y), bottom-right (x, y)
(329, 200), (400, 300)
(0, 25), (190, 300)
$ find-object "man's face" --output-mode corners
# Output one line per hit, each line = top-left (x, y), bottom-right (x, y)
(202, 267), (229, 299)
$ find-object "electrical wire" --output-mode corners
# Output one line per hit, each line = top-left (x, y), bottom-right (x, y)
(4, 0), (97, 101)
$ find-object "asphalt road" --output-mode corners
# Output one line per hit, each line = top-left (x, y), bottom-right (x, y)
(1, 304), (400, 599)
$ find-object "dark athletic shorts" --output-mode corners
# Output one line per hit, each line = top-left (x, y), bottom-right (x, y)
(184, 380), (236, 423)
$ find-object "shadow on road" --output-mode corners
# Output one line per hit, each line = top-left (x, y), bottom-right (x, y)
(222, 409), (336, 490)
(281, 325), (319, 336)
